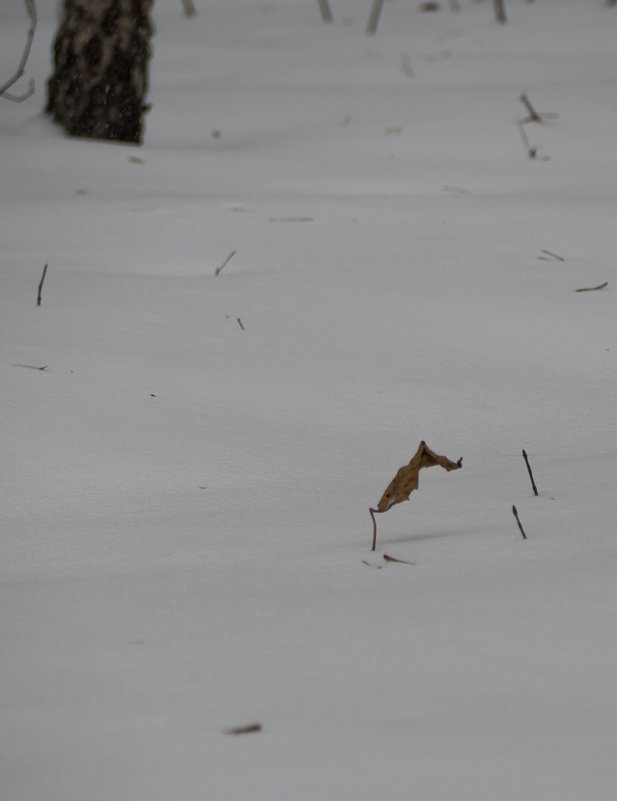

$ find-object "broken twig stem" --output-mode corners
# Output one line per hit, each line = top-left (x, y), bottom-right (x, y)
(369, 507), (382, 551)
(236, 317), (245, 331)
(0, 0), (37, 101)
(540, 249), (565, 262)
(383, 554), (415, 565)
(224, 722), (262, 736)
(493, 0), (507, 23)
(520, 93), (541, 123)
(575, 282), (608, 293)
(317, 0), (333, 23)
(215, 250), (237, 276)
(366, 0), (385, 35)
(512, 505), (527, 539)
(37, 263), (48, 306)
(516, 121), (536, 159)
(522, 449), (539, 496)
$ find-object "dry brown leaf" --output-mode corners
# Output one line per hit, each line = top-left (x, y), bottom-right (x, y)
(369, 441), (462, 551)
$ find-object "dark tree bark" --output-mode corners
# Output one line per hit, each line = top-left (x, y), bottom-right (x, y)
(46, 0), (153, 144)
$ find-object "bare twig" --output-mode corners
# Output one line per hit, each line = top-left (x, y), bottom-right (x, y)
(512, 505), (527, 539)
(493, 0), (507, 23)
(317, 0), (333, 23)
(13, 364), (48, 370)
(214, 250), (237, 276)
(224, 723), (262, 735)
(0, 0), (37, 102)
(519, 93), (541, 123)
(516, 120), (537, 159)
(366, 0), (385, 35)
(400, 52), (414, 80)
(522, 449), (539, 496)
(236, 317), (245, 331)
(383, 554), (415, 565)
(369, 507), (382, 552)
(575, 282), (608, 293)
(538, 249), (565, 262)
(180, 0), (196, 16)
(37, 263), (48, 307)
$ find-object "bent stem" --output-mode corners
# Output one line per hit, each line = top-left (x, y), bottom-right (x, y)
(369, 507), (381, 551)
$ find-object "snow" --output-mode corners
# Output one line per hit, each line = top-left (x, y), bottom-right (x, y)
(1, 0), (617, 798)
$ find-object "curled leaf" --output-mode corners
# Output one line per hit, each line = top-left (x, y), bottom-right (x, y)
(369, 441), (462, 551)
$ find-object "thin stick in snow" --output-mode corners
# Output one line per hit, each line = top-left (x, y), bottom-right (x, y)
(538, 249), (565, 262)
(236, 317), (245, 330)
(493, 0), (507, 24)
(574, 282), (608, 293)
(215, 250), (237, 276)
(512, 505), (528, 539)
(383, 554), (415, 565)
(366, 0), (385, 35)
(369, 507), (381, 552)
(400, 52), (414, 80)
(180, 0), (196, 17)
(317, 0), (333, 23)
(37, 263), (48, 306)
(519, 93), (541, 123)
(522, 449), (539, 496)
(0, 0), (37, 102)
(224, 723), (262, 735)
(516, 121), (537, 159)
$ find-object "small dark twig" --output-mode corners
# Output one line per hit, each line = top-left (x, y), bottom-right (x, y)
(538, 249), (565, 262)
(575, 281), (608, 293)
(383, 554), (415, 565)
(224, 723), (262, 736)
(366, 0), (385, 35)
(369, 507), (382, 551)
(317, 0), (333, 23)
(522, 449), (539, 496)
(215, 250), (237, 276)
(0, 0), (37, 102)
(493, 0), (507, 23)
(37, 263), (48, 307)
(519, 93), (541, 123)
(516, 121), (537, 159)
(236, 317), (245, 331)
(180, 0), (196, 17)
(512, 505), (528, 539)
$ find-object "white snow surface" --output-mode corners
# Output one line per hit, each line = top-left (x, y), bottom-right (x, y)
(2, 1), (617, 799)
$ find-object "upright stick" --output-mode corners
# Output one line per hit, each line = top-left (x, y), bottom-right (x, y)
(37, 263), (48, 307)
(512, 505), (527, 539)
(366, 0), (385, 35)
(493, 0), (506, 23)
(522, 449), (539, 496)
(369, 508), (380, 551)
(317, 0), (333, 23)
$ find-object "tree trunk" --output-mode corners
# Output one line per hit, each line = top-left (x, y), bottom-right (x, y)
(46, 0), (153, 144)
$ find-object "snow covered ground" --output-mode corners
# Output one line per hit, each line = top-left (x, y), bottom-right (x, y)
(2, 1), (616, 798)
